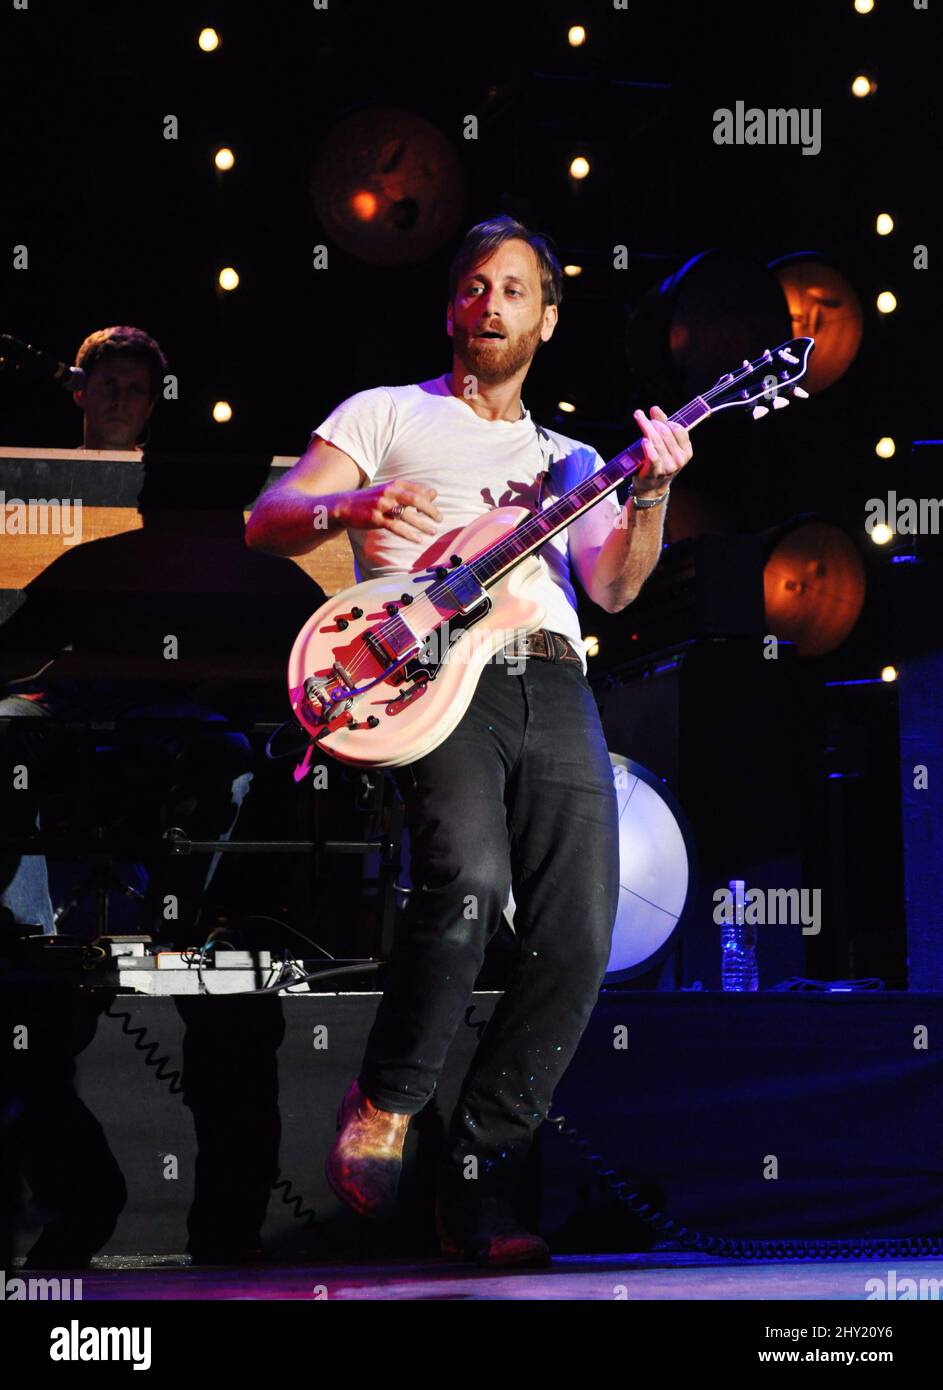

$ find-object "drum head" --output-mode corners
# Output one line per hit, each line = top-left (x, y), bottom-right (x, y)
(504, 753), (696, 982)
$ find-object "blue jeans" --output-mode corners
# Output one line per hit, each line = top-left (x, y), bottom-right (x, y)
(0, 692), (252, 938)
(358, 652), (620, 1199)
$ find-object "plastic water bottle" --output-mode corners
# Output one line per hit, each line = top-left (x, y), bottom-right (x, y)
(721, 879), (758, 991)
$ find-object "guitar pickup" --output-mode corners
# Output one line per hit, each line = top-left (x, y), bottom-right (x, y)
(362, 623), (420, 684)
(434, 567), (487, 615)
(363, 629), (398, 667)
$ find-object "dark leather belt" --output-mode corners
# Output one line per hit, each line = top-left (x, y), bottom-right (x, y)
(502, 628), (582, 663)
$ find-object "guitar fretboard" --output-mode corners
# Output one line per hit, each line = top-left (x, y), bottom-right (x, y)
(468, 396), (711, 587)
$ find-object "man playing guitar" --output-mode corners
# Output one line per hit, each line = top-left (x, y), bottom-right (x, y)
(246, 214), (692, 1265)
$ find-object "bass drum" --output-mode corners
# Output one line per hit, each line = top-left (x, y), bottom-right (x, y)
(505, 753), (697, 983)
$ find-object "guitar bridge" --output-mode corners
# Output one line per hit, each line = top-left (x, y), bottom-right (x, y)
(363, 630), (414, 684)
(304, 668), (354, 723)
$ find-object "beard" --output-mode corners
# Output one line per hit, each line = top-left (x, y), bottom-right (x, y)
(453, 318), (544, 385)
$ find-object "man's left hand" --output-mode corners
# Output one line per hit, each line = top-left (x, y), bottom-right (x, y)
(633, 406), (693, 496)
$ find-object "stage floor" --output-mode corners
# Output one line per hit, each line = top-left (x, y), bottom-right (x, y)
(22, 1252), (943, 1301)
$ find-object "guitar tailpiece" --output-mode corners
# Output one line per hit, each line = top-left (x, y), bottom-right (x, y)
(304, 677), (352, 724)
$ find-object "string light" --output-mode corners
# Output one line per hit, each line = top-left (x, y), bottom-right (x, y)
(851, 74), (877, 97)
(880, 665), (898, 683)
(212, 401), (233, 423)
(218, 266), (240, 291)
(875, 212), (893, 235)
(568, 25), (587, 46)
(875, 437), (895, 459)
(870, 523), (893, 545)
(214, 147), (235, 172)
(876, 291), (897, 314)
(569, 155), (590, 180)
(198, 28), (220, 52)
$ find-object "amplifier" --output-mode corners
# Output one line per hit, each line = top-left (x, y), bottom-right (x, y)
(606, 533), (767, 658)
(598, 636), (806, 988)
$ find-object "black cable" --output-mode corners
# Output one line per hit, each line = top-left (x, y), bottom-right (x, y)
(103, 1000), (185, 1094)
(452, 1006), (942, 1261)
(270, 1172), (319, 1230)
(211, 914), (336, 962)
(263, 719), (312, 762)
(544, 1111), (943, 1261)
(244, 960), (384, 994)
(108, 943), (935, 1257)
(767, 977), (885, 992)
(104, 1001), (322, 1238)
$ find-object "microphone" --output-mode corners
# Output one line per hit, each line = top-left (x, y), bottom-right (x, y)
(0, 334), (87, 392)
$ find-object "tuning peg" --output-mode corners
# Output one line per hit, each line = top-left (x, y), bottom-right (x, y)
(772, 395), (789, 410)
(752, 405), (769, 419)
(792, 386), (809, 399)
(742, 359), (750, 368)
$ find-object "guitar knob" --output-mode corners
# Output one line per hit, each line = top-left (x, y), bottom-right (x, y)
(336, 617), (349, 630)
(366, 716), (380, 728)
(450, 555), (462, 567)
(350, 606), (363, 619)
(400, 593), (414, 605)
(385, 602), (399, 616)
(434, 567), (449, 581)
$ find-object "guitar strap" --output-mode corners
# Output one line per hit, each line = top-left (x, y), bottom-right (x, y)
(532, 419), (559, 515)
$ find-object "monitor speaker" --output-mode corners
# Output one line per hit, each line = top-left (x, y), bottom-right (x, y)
(597, 637), (806, 988)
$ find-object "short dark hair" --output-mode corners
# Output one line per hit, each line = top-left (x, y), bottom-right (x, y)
(448, 215), (563, 311)
(75, 326), (168, 402)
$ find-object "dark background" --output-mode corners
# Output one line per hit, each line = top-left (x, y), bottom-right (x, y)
(0, 1), (932, 654)
(0, 0), (937, 984)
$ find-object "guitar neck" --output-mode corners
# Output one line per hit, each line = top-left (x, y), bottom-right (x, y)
(468, 395), (713, 587)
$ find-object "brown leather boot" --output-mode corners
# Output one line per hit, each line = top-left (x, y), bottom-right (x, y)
(435, 1193), (552, 1268)
(324, 1079), (413, 1220)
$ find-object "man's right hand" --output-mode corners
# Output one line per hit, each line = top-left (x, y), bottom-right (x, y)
(246, 434), (443, 556)
(343, 481), (443, 543)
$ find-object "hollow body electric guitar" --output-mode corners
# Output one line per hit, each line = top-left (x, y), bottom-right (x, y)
(287, 338), (815, 768)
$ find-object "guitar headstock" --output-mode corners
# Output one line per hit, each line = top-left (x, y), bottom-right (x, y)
(705, 337), (815, 418)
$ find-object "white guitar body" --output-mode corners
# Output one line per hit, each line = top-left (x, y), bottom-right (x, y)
(288, 507), (546, 767)
(285, 338), (815, 771)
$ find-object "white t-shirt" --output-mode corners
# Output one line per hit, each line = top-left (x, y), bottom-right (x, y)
(311, 373), (621, 671)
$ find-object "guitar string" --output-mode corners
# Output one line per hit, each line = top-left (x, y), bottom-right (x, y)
(331, 370), (762, 686)
(334, 409), (686, 686)
(333, 413), (572, 684)
(334, 399), (697, 686)
(325, 350), (799, 688)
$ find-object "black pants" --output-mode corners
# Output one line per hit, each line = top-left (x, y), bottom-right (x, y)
(359, 652), (620, 1199)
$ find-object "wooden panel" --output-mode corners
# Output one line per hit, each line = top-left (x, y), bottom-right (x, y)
(0, 509), (141, 588)
(288, 531), (357, 595)
(0, 509), (356, 595)
(0, 449), (356, 598)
